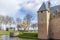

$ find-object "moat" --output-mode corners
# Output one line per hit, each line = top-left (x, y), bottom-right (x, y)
(0, 35), (36, 40)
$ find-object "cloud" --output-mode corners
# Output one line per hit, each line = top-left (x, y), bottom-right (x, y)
(18, 0), (49, 13)
(50, 0), (60, 6)
(0, 0), (20, 16)
(0, 0), (59, 17)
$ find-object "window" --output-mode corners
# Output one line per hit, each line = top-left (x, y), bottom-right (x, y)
(41, 11), (43, 13)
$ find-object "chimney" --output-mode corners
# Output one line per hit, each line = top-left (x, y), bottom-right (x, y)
(48, 1), (50, 11)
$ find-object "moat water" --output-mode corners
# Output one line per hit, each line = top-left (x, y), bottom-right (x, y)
(0, 35), (36, 40)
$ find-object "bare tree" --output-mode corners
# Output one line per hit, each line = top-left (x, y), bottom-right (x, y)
(31, 23), (38, 31)
(16, 18), (21, 31)
(16, 18), (21, 24)
(24, 14), (33, 31)
(0, 15), (16, 31)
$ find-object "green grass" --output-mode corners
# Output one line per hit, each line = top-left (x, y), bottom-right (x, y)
(0, 30), (18, 35)
(0, 38), (3, 40)
(18, 32), (38, 39)
(0, 31), (10, 35)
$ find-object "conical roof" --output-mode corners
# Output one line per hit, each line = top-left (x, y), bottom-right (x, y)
(38, 2), (47, 12)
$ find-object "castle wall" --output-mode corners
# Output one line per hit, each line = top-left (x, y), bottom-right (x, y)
(38, 10), (60, 39)
(50, 14), (60, 39)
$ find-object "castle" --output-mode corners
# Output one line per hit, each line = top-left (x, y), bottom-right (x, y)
(37, 1), (60, 40)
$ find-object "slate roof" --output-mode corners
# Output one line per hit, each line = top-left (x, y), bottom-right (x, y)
(50, 5), (60, 13)
(38, 2), (47, 12)
(38, 2), (60, 13)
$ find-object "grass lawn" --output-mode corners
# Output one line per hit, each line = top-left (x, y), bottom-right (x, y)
(0, 30), (18, 35)
(18, 32), (38, 39)
(0, 38), (3, 40)
(0, 31), (9, 35)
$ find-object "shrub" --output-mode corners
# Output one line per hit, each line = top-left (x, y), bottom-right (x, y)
(18, 32), (38, 39)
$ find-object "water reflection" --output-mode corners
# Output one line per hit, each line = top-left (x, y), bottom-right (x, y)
(0, 35), (36, 40)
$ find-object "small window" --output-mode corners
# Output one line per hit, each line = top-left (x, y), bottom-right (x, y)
(41, 11), (43, 13)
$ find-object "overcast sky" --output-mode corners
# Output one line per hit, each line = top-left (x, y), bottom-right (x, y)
(0, 0), (60, 23)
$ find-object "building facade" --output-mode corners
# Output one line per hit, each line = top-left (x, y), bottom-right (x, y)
(38, 1), (60, 39)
